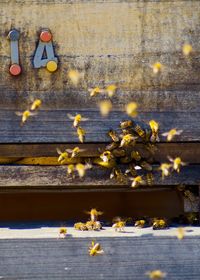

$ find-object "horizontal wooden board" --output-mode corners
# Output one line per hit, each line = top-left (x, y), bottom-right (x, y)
(0, 143), (199, 163)
(1, 0), (200, 94)
(0, 110), (199, 143)
(0, 237), (200, 280)
(0, 164), (198, 188)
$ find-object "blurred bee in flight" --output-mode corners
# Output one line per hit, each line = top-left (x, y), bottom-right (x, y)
(68, 69), (84, 86)
(67, 164), (75, 178)
(130, 175), (145, 188)
(66, 146), (86, 158)
(16, 110), (36, 126)
(88, 241), (104, 256)
(126, 102), (138, 117)
(176, 227), (185, 240)
(98, 100), (112, 117)
(67, 113), (89, 128)
(146, 270), (166, 279)
(76, 126), (86, 143)
(168, 156), (186, 173)
(106, 84), (117, 97)
(88, 87), (104, 97)
(149, 120), (160, 142)
(30, 99), (42, 111)
(152, 62), (163, 74)
(86, 208), (103, 222)
(158, 163), (172, 179)
(162, 128), (183, 141)
(56, 148), (69, 164)
(76, 162), (92, 178)
(182, 43), (193, 56)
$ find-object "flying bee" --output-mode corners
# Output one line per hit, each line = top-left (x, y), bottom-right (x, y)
(140, 161), (153, 171)
(100, 151), (114, 162)
(88, 241), (104, 256)
(146, 270), (166, 279)
(152, 219), (168, 230)
(76, 162), (92, 178)
(112, 148), (126, 157)
(30, 99), (42, 111)
(131, 151), (142, 161)
(59, 227), (67, 238)
(86, 208), (103, 222)
(68, 69), (84, 86)
(134, 124), (146, 139)
(77, 126), (86, 143)
(56, 148), (69, 164)
(105, 142), (119, 151)
(67, 113), (89, 128)
(74, 222), (88, 231)
(168, 156), (186, 173)
(93, 157), (116, 168)
(98, 100), (112, 117)
(126, 102), (138, 117)
(152, 62), (163, 74)
(66, 146), (86, 158)
(134, 219), (147, 228)
(108, 130), (120, 142)
(130, 176), (145, 188)
(120, 120), (133, 129)
(182, 43), (193, 56)
(120, 134), (137, 147)
(16, 110), (36, 126)
(162, 128), (183, 141)
(149, 120), (160, 142)
(88, 87), (104, 97)
(146, 173), (154, 186)
(106, 84), (117, 97)
(158, 163), (172, 179)
(176, 227), (185, 240)
(67, 164), (75, 177)
(110, 167), (128, 183)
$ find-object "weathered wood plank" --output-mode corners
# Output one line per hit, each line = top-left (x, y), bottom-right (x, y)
(1, 1), (200, 93)
(0, 165), (198, 187)
(0, 111), (199, 143)
(0, 237), (200, 280)
(0, 143), (199, 163)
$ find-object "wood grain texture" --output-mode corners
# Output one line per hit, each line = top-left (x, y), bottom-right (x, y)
(0, 110), (199, 143)
(0, 237), (200, 280)
(0, 164), (198, 187)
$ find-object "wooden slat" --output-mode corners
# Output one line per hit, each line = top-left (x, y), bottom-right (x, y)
(0, 110), (199, 143)
(0, 165), (198, 187)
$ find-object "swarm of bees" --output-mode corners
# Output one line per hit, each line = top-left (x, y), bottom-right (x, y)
(74, 208), (103, 231)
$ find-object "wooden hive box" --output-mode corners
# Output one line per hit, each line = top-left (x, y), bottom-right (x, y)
(0, 0), (199, 220)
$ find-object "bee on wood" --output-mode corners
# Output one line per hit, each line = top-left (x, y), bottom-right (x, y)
(66, 146), (86, 158)
(158, 163), (172, 179)
(67, 164), (75, 177)
(94, 157), (116, 168)
(30, 99), (42, 111)
(149, 120), (160, 142)
(126, 102), (138, 117)
(100, 151), (114, 163)
(86, 208), (103, 222)
(134, 124), (146, 139)
(74, 222), (88, 231)
(76, 162), (92, 178)
(131, 151), (142, 161)
(146, 173), (154, 186)
(110, 168), (128, 183)
(162, 128), (183, 142)
(120, 134), (137, 147)
(88, 87), (104, 97)
(59, 227), (67, 238)
(67, 113), (89, 128)
(130, 176), (145, 188)
(108, 130), (120, 142)
(56, 148), (69, 164)
(125, 163), (140, 177)
(152, 62), (163, 74)
(146, 270), (166, 279)
(134, 219), (147, 228)
(168, 156), (186, 173)
(112, 217), (126, 232)
(112, 148), (126, 158)
(88, 241), (104, 256)
(120, 120), (133, 129)
(16, 110), (36, 126)
(152, 219), (168, 230)
(98, 100), (112, 117)
(140, 161), (153, 171)
(85, 221), (102, 231)
(106, 84), (117, 97)
(77, 126), (86, 143)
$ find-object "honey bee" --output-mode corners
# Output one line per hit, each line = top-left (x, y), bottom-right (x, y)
(106, 84), (117, 97)
(134, 219), (147, 228)
(86, 208), (103, 222)
(131, 151), (142, 161)
(88, 241), (104, 256)
(112, 220), (126, 232)
(158, 163), (172, 179)
(59, 227), (67, 238)
(152, 219), (168, 230)
(85, 221), (102, 231)
(67, 164), (75, 177)
(77, 126), (86, 143)
(182, 43), (193, 56)
(88, 87), (104, 97)
(146, 173), (154, 186)
(74, 222), (88, 231)
(162, 129), (183, 141)
(134, 124), (146, 139)
(93, 158), (116, 168)
(56, 148), (69, 164)
(185, 212), (199, 225)
(76, 162), (92, 178)
(140, 161), (153, 171)
(30, 99), (42, 111)
(112, 148), (126, 157)
(125, 163), (139, 177)
(120, 120), (133, 129)
(98, 100), (112, 117)
(130, 176), (145, 188)
(120, 134), (137, 147)
(108, 130), (120, 142)
(110, 168), (128, 183)
(126, 102), (138, 117)
(67, 113), (89, 128)
(146, 270), (166, 279)
(105, 142), (119, 151)
(149, 120), (160, 142)
(16, 110), (36, 126)
(68, 69), (84, 86)
(176, 227), (185, 240)
(100, 151), (114, 162)
(152, 62), (163, 74)
(66, 146), (85, 158)
(168, 156), (186, 173)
